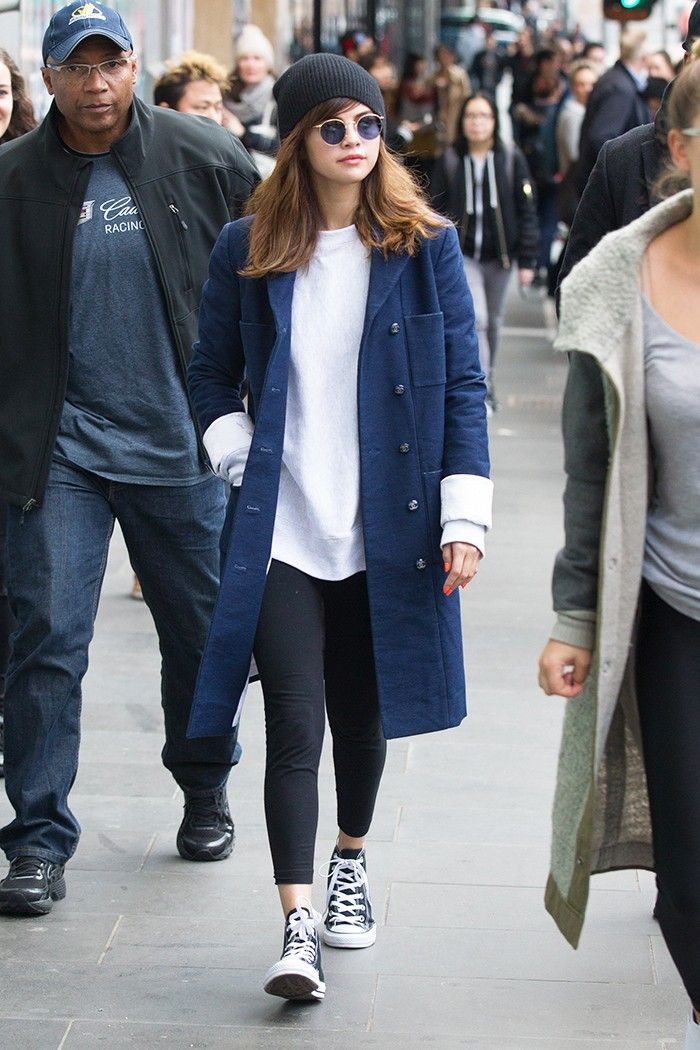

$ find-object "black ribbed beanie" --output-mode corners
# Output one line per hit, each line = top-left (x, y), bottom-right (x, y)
(273, 53), (385, 140)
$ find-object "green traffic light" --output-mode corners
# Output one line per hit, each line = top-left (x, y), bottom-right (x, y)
(620, 0), (641, 6)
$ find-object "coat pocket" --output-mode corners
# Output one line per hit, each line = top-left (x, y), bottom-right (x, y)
(405, 312), (446, 387)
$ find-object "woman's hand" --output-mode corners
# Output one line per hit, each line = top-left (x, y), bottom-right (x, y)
(538, 640), (592, 698)
(441, 542), (482, 596)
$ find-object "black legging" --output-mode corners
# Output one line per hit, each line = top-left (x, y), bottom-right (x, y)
(253, 560), (387, 884)
(636, 581), (700, 1007)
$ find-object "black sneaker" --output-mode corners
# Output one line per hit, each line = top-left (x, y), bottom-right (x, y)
(0, 856), (66, 916)
(176, 787), (234, 862)
(264, 901), (325, 1001)
(322, 846), (376, 948)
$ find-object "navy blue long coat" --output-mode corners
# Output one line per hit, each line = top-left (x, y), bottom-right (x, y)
(187, 217), (490, 740)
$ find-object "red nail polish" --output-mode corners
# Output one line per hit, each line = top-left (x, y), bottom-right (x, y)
(443, 563), (449, 573)
(443, 585), (452, 596)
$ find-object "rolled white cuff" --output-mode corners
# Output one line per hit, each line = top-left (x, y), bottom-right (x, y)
(440, 520), (486, 556)
(440, 473), (493, 529)
(202, 412), (255, 475)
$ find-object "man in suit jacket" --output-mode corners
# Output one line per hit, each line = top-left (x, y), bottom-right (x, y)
(558, 0), (700, 290)
(557, 110), (664, 289)
(577, 24), (651, 191)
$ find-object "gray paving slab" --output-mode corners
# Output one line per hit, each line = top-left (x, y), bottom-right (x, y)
(386, 882), (658, 934)
(0, 1020), (70, 1050)
(370, 975), (687, 1041)
(0, 965), (376, 1029)
(0, 287), (689, 1048)
(58, 1022), (674, 1050)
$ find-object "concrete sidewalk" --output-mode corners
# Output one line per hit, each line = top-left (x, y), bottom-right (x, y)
(0, 288), (687, 1049)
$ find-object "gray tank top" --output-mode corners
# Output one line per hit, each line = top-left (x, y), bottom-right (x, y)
(641, 294), (700, 621)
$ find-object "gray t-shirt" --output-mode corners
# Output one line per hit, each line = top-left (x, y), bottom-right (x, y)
(54, 152), (205, 485)
(642, 294), (700, 621)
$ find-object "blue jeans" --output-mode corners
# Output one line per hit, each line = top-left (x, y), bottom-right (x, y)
(0, 459), (240, 865)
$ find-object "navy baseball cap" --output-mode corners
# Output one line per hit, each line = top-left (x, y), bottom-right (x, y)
(42, 3), (133, 65)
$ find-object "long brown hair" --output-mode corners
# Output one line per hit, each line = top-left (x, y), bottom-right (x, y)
(241, 97), (446, 278)
(0, 49), (37, 144)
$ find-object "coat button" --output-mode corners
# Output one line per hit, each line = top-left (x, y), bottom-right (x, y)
(390, 322), (400, 334)
(393, 384), (405, 396)
(415, 558), (427, 570)
(407, 499), (419, 511)
(399, 442), (410, 453)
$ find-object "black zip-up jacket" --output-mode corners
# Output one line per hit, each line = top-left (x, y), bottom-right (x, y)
(0, 96), (259, 509)
(430, 143), (539, 270)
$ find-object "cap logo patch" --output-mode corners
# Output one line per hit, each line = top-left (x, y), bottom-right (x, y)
(69, 4), (107, 25)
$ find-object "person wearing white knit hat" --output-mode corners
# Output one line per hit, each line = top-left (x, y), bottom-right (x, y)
(224, 24), (278, 165)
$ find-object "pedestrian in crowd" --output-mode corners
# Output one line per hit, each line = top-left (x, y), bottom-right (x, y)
(0, 47), (37, 143)
(513, 49), (568, 287)
(397, 51), (437, 181)
(539, 56), (700, 1050)
(0, 48), (38, 781)
(556, 60), (597, 177)
(224, 24), (278, 169)
(338, 29), (374, 63)
(557, 2), (700, 291)
(470, 28), (505, 99)
(645, 75), (671, 120)
(555, 60), (598, 225)
(431, 92), (538, 411)
(154, 50), (227, 123)
(580, 40), (607, 75)
(0, 1), (258, 917)
(577, 25), (651, 191)
(648, 49), (677, 84)
(186, 52), (492, 1002)
(507, 26), (536, 125)
(358, 50), (414, 156)
(432, 43), (470, 154)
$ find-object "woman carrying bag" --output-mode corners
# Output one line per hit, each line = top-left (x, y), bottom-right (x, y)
(187, 53), (492, 1003)
(431, 92), (539, 411)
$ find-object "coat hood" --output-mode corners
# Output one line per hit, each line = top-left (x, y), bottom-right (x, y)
(555, 189), (693, 364)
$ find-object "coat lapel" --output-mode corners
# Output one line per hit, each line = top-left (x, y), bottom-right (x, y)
(265, 269), (296, 333)
(361, 247), (411, 344)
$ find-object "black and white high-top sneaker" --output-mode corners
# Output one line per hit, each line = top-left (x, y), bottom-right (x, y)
(263, 901), (325, 1001)
(322, 846), (376, 948)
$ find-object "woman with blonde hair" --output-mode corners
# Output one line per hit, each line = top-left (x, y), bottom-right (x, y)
(224, 24), (278, 165)
(188, 53), (491, 1002)
(539, 56), (700, 1048)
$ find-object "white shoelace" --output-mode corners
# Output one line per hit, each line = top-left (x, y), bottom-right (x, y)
(325, 855), (370, 926)
(283, 902), (320, 965)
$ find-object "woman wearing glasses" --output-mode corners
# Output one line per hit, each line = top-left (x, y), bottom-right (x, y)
(431, 93), (538, 412)
(538, 58), (700, 1049)
(187, 53), (491, 1002)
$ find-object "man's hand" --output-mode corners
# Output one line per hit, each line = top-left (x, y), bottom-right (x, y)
(538, 640), (593, 698)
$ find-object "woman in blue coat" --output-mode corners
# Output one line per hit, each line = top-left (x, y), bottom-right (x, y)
(187, 53), (492, 1003)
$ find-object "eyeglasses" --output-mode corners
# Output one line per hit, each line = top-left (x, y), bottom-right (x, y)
(44, 56), (133, 83)
(464, 112), (495, 122)
(682, 127), (700, 136)
(312, 113), (383, 145)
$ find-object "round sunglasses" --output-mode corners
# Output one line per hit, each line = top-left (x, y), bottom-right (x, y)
(312, 113), (384, 146)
